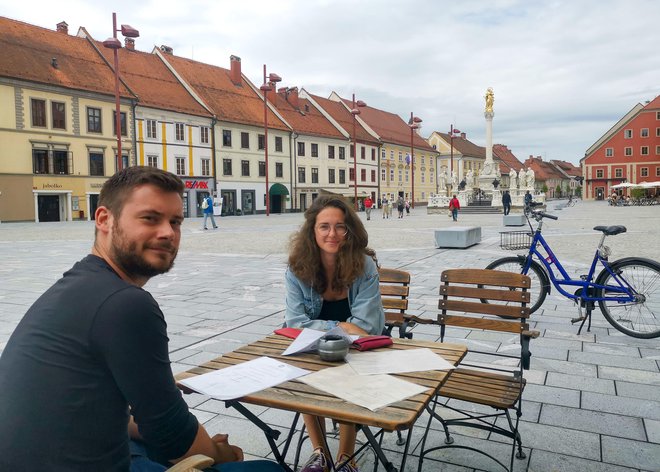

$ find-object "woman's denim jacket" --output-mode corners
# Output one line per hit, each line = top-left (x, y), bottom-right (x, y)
(284, 255), (385, 335)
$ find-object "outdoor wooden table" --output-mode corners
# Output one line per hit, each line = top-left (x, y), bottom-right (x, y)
(176, 334), (467, 472)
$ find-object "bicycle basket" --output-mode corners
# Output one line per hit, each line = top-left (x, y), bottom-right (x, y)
(500, 231), (532, 250)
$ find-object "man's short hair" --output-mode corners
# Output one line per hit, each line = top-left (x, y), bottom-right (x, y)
(99, 166), (184, 217)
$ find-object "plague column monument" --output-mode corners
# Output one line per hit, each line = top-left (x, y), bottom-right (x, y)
(478, 87), (500, 191)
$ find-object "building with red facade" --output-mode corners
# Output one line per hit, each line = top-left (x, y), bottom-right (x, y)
(581, 96), (660, 200)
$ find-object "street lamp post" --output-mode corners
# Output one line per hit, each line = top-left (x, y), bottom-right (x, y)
(102, 13), (139, 172)
(260, 65), (281, 216)
(350, 94), (367, 210)
(448, 124), (461, 196)
(409, 113), (422, 208)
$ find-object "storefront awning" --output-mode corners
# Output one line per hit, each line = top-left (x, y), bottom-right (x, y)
(269, 183), (289, 195)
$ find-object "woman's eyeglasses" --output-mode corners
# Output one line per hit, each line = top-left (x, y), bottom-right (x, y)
(315, 223), (348, 237)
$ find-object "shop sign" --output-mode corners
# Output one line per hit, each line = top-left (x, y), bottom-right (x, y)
(184, 180), (209, 189)
(42, 183), (63, 189)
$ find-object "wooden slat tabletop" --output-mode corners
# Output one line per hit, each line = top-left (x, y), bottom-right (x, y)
(176, 334), (467, 432)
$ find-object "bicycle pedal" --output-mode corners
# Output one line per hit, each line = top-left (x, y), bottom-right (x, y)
(571, 316), (585, 324)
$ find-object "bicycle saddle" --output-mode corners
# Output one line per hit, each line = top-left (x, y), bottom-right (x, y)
(593, 225), (627, 235)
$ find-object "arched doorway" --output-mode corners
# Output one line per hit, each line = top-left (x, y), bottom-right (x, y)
(269, 183), (289, 213)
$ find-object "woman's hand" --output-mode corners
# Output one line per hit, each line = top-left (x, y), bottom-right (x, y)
(338, 322), (368, 336)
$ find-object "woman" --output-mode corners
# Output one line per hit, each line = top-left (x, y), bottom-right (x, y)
(449, 194), (460, 221)
(285, 195), (385, 472)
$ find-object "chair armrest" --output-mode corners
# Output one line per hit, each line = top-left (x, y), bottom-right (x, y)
(521, 330), (539, 370)
(522, 329), (540, 339)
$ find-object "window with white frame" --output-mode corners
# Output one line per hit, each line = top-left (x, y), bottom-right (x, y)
(641, 128), (649, 138)
(641, 167), (648, 177)
(614, 168), (623, 178)
(175, 157), (185, 175)
(223, 159), (232, 175)
(298, 142), (305, 156)
(390, 169), (394, 181)
(657, 128), (660, 137)
(381, 168), (386, 181)
(596, 169), (604, 178)
(241, 160), (250, 176)
(656, 167), (660, 177)
(430, 172), (433, 182)
(146, 120), (157, 139)
(175, 123), (185, 141)
(381, 149), (386, 159)
(328, 168), (335, 183)
(222, 130), (232, 147)
(398, 151), (403, 162)
(360, 168), (366, 182)
(311, 143), (319, 158)
(624, 129), (633, 139)
(338, 147), (345, 160)
(200, 126), (209, 144)
(201, 158), (210, 176)
(625, 147), (633, 156)
(298, 167), (306, 183)
(147, 155), (158, 168)
(405, 170), (409, 182)
(657, 145), (660, 155)
(605, 148), (614, 157)
(339, 169), (345, 183)
(275, 163), (283, 177)
(328, 145), (335, 159)
(241, 132), (249, 149)
(52, 102), (65, 130)
(31, 99), (47, 127)
(421, 172), (425, 183)
(371, 169), (376, 182)
(312, 168), (319, 183)
(275, 136), (283, 152)
(398, 170), (402, 182)
(641, 146), (649, 155)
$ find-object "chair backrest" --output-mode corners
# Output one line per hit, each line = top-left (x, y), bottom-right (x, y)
(378, 267), (411, 327)
(438, 269), (531, 337)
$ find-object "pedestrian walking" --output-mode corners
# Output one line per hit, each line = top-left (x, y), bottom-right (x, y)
(449, 194), (460, 221)
(502, 190), (512, 215)
(524, 190), (533, 207)
(381, 196), (389, 219)
(405, 199), (410, 215)
(397, 196), (405, 218)
(202, 194), (218, 230)
(364, 196), (373, 220)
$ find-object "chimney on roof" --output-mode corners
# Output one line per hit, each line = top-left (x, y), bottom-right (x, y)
(229, 55), (242, 86)
(124, 38), (135, 51)
(286, 87), (299, 109)
(460, 132), (466, 139)
(160, 45), (173, 55)
(56, 21), (68, 34)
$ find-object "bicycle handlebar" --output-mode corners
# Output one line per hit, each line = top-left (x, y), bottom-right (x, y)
(537, 211), (558, 220)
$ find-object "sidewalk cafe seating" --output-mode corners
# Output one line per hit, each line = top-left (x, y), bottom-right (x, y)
(417, 268), (538, 472)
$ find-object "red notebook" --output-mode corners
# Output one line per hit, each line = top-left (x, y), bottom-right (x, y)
(274, 327), (302, 339)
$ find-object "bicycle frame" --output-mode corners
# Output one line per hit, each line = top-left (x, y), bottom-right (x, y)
(522, 226), (635, 304)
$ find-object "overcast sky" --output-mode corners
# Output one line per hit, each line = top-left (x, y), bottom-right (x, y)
(5, 0), (659, 164)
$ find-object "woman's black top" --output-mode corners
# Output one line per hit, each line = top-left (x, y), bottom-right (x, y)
(319, 298), (351, 322)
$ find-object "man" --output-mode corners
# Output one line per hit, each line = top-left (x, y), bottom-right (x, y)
(202, 194), (218, 230)
(0, 167), (281, 472)
(364, 195), (373, 220)
(524, 190), (533, 207)
(449, 194), (460, 222)
(502, 190), (512, 215)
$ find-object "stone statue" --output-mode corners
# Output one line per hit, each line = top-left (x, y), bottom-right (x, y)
(517, 168), (526, 188)
(466, 169), (474, 187)
(509, 168), (517, 188)
(438, 169), (447, 189)
(492, 178), (500, 189)
(459, 179), (466, 191)
(485, 87), (494, 113)
(482, 161), (492, 176)
(451, 171), (458, 189)
(526, 167), (535, 189)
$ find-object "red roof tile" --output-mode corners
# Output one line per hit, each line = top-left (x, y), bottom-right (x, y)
(524, 157), (565, 181)
(437, 132), (486, 158)
(309, 94), (379, 145)
(338, 97), (435, 152)
(493, 144), (525, 174)
(159, 54), (290, 130)
(550, 160), (582, 178)
(92, 43), (211, 117)
(0, 16), (125, 97)
(270, 91), (345, 139)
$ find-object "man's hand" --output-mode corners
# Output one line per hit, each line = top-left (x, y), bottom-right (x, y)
(338, 322), (368, 336)
(212, 434), (244, 463)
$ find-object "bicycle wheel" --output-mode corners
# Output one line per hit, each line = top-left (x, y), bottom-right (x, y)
(596, 258), (660, 339)
(484, 257), (548, 313)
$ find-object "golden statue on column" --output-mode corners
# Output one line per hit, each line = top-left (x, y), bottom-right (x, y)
(485, 87), (494, 113)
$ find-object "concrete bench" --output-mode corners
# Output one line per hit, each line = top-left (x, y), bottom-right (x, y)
(503, 214), (526, 226)
(434, 226), (481, 249)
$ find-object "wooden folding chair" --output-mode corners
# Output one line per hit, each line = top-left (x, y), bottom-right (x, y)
(418, 268), (539, 472)
(378, 267), (413, 339)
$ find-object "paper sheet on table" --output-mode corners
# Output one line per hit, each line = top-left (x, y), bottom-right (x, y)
(346, 348), (455, 375)
(282, 326), (358, 356)
(178, 356), (309, 400)
(299, 363), (429, 411)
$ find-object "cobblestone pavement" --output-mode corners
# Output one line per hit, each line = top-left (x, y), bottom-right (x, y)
(1, 200), (659, 471)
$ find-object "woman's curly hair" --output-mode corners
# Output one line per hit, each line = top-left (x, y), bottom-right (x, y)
(288, 195), (377, 293)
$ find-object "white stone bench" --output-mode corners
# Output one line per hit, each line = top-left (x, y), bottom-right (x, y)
(434, 226), (481, 249)
(503, 214), (526, 226)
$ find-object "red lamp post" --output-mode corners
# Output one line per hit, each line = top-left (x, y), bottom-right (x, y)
(448, 124), (461, 195)
(409, 113), (422, 208)
(102, 13), (139, 173)
(260, 65), (281, 216)
(350, 94), (367, 210)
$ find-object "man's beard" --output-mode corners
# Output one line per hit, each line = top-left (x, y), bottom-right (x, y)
(110, 221), (178, 280)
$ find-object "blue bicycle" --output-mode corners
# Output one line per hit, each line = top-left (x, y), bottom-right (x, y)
(484, 204), (660, 339)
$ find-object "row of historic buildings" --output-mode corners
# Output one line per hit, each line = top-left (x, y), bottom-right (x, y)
(0, 16), (441, 222)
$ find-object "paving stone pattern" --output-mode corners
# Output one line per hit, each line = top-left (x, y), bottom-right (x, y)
(1, 200), (659, 471)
